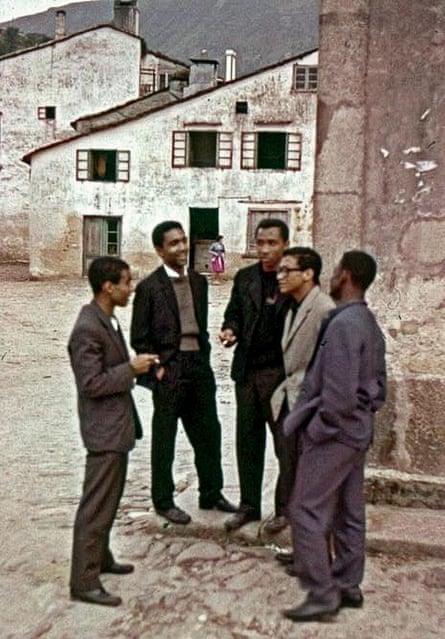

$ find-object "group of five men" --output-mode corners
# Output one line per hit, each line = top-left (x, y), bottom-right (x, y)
(68, 218), (386, 622)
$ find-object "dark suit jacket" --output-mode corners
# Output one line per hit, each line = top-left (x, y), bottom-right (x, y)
(221, 262), (289, 383)
(283, 300), (387, 451)
(130, 266), (211, 388)
(68, 301), (142, 453)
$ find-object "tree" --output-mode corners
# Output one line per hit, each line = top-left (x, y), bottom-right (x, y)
(0, 27), (50, 56)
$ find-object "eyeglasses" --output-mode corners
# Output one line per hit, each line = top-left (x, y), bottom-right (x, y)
(277, 267), (304, 277)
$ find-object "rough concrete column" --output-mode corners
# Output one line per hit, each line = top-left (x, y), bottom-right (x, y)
(314, 0), (370, 273)
(315, 0), (445, 479)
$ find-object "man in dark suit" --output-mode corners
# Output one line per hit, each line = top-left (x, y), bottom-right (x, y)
(69, 257), (157, 607)
(130, 221), (236, 525)
(219, 218), (290, 532)
(282, 251), (387, 623)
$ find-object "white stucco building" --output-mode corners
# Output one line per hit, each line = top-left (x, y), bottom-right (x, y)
(23, 49), (319, 278)
(0, 2), (188, 261)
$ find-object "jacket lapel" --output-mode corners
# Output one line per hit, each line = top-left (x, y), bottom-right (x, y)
(282, 287), (320, 352)
(156, 266), (181, 323)
(91, 301), (128, 359)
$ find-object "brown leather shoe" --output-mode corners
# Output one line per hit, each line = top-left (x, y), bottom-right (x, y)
(101, 562), (134, 575)
(224, 508), (260, 531)
(282, 597), (340, 622)
(275, 551), (294, 565)
(340, 586), (364, 608)
(200, 494), (238, 513)
(263, 515), (289, 534)
(70, 587), (122, 607)
(155, 506), (191, 525)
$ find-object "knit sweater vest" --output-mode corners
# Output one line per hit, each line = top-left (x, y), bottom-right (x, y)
(171, 277), (200, 351)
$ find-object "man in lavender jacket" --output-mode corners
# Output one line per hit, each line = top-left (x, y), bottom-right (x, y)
(282, 250), (387, 623)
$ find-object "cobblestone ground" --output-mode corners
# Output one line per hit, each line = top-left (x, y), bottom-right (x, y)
(1, 267), (444, 638)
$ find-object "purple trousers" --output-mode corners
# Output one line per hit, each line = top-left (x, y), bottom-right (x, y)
(288, 432), (366, 604)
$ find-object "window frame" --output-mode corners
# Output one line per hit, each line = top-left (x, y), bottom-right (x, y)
(241, 131), (302, 171)
(38, 106), (56, 120)
(171, 130), (233, 169)
(293, 64), (318, 92)
(76, 149), (130, 183)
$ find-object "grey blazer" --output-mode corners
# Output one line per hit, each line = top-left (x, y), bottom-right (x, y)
(283, 300), (386, 451)
(271, 286), (335, 421)
(68, 300), (142, 453)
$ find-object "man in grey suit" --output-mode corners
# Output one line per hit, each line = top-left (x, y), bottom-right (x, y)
(269, 247), (335, 534)
(282, 250), (386, 623)
(69, 257), (157, 607)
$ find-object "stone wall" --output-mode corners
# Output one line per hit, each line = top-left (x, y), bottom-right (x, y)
(316, 0), (445, 476)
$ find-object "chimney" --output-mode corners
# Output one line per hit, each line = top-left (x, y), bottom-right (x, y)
(113, 0), (140, 36)
(183, 49), (219, 98)
(225, 49), (237, 82)
(55, 10), (66, 39)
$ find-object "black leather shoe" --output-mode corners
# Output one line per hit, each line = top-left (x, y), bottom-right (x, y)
(263, 515), (288, 534)
(285, 564), (297, 577)
(275, 551), (294, 565)
(224, 509), (260, 531)
(200, 494), (238, 513)
(155, 506), (191, 525)
(70, 587), (122, 607)
(101, 562), (134, 575)
(282, 597), (340, 622)
(341, 586), (364, 608)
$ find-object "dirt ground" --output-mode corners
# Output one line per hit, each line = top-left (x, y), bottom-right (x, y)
(1, 265), (444, 639)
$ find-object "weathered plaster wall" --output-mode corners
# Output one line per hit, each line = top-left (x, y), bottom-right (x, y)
(0, 27), (141, 261)
(316, 0), (445, 476)
(28, 54), (318, 280)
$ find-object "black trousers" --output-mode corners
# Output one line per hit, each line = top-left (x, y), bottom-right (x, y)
(235, 365), (286, 517)
(70, 450), (128, 592)
(274, 404), (299, 517)
(151, 352), (223, 510)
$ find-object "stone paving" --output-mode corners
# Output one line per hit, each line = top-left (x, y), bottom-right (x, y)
(1, 273), (444, 638)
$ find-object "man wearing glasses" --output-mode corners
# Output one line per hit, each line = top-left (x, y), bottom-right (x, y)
(270, 247), (334, 535)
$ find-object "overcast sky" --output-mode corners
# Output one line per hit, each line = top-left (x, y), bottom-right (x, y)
(0, 1), (96, 23)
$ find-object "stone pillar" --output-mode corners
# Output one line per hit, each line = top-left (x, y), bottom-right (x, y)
(314, 0), (370, 272)
(315, 0), (445, 481)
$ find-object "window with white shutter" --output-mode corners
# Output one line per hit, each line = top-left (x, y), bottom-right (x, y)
(172, 131), (187, 167)
(76, 150), (130, 182)
(172, 131), (233, 169)
(241, 132), (302, 171)
(217, 132), (233, 168)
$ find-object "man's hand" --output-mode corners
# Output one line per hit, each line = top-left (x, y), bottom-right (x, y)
(219, 328), (237, 347)
(130, 353), (160, 376)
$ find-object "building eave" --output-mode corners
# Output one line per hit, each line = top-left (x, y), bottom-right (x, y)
(22, 47), (318, 165)
(0, 23), (144, 62)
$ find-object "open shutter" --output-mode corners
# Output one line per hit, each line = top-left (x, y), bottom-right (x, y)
(172, 131), (187, 168)
(241, 132), (256, 169)
(217, 132), (233, 169)
(76, 150), (89, 181)
(286, 133), (302, 170)
(117, 150), (130, 182)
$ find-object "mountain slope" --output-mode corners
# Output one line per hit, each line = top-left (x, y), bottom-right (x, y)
(0, 0), (319, 75)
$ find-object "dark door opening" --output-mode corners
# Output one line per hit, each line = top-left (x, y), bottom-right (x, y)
(189, 208), (219, 272)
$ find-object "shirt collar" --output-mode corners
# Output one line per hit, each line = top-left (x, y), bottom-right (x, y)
(163, 263), (188, 279)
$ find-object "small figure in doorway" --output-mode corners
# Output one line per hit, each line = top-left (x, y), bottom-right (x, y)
(209, 235), (226, 284)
